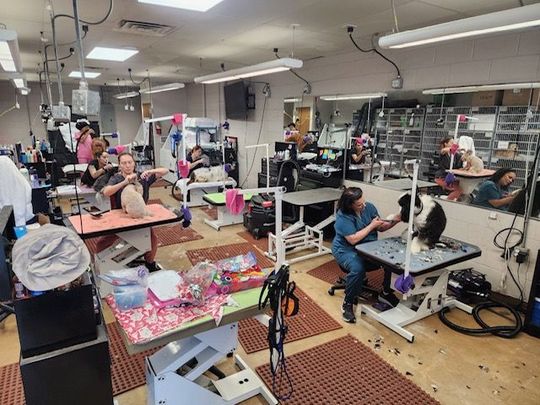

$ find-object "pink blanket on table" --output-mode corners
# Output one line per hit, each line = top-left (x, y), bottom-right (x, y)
(68, 204), (176, 234)
(105, 294), (230, 344)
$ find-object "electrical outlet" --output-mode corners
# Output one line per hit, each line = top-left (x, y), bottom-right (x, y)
(391, 76), (403, 89)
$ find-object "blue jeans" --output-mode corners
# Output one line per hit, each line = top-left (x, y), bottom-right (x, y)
(335, 252), (390, 304)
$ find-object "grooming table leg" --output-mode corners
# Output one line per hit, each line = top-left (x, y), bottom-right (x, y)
(145, 323), (277, 405)
(360, 268), (471, 342)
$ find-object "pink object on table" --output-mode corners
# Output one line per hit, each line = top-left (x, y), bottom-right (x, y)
(458, 114), (467, 122)
(225, 189), (245, 215)
(450, 143), (459, 155)
(105, 293), (230, 344)
(172, 113), (183, 125)
(178, 160), (189, 178)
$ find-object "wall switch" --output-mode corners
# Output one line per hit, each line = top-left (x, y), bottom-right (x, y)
(488, 212), (497, 220)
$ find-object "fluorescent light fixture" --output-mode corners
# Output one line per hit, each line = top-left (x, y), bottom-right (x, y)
(137, 0), (224, 12)
(284, 98), (301, 103)
(139, 82), (185, 94)
(114, 91), (140, 99)
(12, 78), (25, 88)
(20, 88), (30, 95)
(69, 71), (101, 79)
(86, 46), (139, 62)
(423, 82), (540, 95)
(0, 30), (23, 72)
(194, 58), (303, 84)
(320, 92), (387, 101)
(379, 3), (540, 49)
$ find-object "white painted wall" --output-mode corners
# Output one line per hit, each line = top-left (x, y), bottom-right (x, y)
(344, 180), (539, 301)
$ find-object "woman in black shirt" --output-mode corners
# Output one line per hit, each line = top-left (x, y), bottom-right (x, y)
(81, 151), (113, 187)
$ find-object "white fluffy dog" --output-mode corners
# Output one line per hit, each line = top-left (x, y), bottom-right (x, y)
(121, 183), (151, 218)
(190, 165), (229, 183)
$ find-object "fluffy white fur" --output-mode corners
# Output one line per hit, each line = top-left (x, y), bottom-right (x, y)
(461, 150), (484, 174)
(121, 183), (151, 218)
(191, 165), (228, 183)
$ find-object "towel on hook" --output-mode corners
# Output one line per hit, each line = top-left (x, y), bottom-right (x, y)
(458, 136), (475, 155)
(225, 189), (245, 215)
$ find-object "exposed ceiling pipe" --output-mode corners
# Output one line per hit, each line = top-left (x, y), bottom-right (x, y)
(49, 5), (64, 103)
(72, 0), (87, 88)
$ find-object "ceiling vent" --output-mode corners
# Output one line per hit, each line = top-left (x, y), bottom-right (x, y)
(115, 19), (176, 37)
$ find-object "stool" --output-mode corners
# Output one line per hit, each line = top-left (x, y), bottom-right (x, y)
(327, 263), (379, 302)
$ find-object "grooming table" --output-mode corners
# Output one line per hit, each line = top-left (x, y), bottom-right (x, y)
(202, 192), (252, 231)
(174, 178), (238, 207)
(356, 236), (481, 342)
(266, 187), (342, 264)
(379, 178), (438, 191)
(116, 287), (277, 405)
(447, 168), (495, 196)
(53, 184), (111, 212)
(65, 204), (181, 294)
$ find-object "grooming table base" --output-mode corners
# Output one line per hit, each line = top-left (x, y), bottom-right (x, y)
(204, 208), (244, 230)
(145, 323), (276, 405)
(360, 269), (472, 342)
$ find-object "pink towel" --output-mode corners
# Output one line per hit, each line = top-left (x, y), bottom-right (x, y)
(225, 189), (245, 215)
(178, 160), (189, 178)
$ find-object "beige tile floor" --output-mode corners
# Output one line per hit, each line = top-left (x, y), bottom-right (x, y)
(1, 184), (540, 405)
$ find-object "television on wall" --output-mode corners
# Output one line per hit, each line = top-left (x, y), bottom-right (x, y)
(224, 81), (249, 119)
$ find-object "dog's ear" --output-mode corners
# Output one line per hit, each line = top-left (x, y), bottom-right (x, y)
(415, 193), (422, 207)
(398, 192), (410, 207)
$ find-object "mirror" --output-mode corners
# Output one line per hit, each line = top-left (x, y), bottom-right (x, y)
(283, 89), (540, 219)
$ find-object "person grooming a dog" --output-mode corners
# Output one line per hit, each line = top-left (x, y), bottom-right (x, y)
(187, 145), (210, 175)
(332, 187), (401, 323)
(81, 151), (114, 188)
(100, 152), (168, 272)
(473, 168), (517, 211)
(434, 137), (463, 201)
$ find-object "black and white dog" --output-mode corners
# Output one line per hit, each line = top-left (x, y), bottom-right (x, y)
(397, 192), (447, 253)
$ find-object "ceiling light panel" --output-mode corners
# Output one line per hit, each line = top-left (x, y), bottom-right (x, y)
(115, 91), (140, 99)
(319, 93), (387, 101)
(0, 30), (22, 73)
(423, 82), (540, 95)
(139, 82), (185, 94)
(69, 71), (102, 79)
(137, 0), (224, 12)
(12, 78), (24, 88)
(86, 46), (139, 61)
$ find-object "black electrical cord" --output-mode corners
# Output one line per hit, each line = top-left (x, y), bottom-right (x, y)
(240, 89), (267, 188)
(53, 0), (113, 25)
(492, 212), (525, 308)
(348, 33), (401, 77)
(258, 265), (294, 401)
(128, 68), (150, 86)
(439, 300), (522, 338)
(274, 51), (311, 92)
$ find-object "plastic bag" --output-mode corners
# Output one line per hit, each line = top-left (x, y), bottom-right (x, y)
(209, 265), (266, 295)
(214, 252), (257, 273)
(98, 266), (149, 287)
(181, 262), (218, 305)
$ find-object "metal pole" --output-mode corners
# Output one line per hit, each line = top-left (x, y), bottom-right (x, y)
(72, 0), (86, 86)
(521, 142), (540, 246)
(403, 159), (419, 298)
(50, 12), (64, 103)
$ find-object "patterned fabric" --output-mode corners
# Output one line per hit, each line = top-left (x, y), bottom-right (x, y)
(105, 293), (230, 344)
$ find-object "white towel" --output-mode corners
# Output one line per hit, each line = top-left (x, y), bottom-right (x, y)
(458, 136), (475, 155)
(0, 156), (34, 226)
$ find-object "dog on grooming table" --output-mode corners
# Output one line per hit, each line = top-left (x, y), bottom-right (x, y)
(397, 192), (447, 253)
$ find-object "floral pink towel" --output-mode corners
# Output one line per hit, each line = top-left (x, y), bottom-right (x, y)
(105, 293), (230, 344)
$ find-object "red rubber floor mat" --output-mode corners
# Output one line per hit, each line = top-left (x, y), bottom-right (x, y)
(237, 230), (269, 252)
(84, 224), (203, 255)
(200, 206), (218, 220)
(256, 334), (439, 405)
(238, 287), (342, 353)
(186, 242), (275, 269)
(308, 260), (384, 292)
(0, 322), (160, 405)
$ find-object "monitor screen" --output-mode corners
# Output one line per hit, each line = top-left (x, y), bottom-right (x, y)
(224, 81), (248, 119)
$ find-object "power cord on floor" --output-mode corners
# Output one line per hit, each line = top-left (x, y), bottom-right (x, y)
(438, 300), (522, 338)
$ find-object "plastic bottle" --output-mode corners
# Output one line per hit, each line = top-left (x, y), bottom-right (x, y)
(29, 167), (39, 188)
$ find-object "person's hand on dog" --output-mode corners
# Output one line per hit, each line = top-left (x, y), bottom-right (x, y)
(140, 170), (152, 180)
(370, 217), (385, 230)
(125, 173), (137, 184)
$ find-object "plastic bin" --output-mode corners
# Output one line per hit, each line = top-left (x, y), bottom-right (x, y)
(113, 285), (147, 310)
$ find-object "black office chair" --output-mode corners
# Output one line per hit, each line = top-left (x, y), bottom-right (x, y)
(327, 262), (380, 303)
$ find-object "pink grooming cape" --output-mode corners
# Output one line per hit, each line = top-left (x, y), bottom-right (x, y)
(225, 189), (245, 215)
